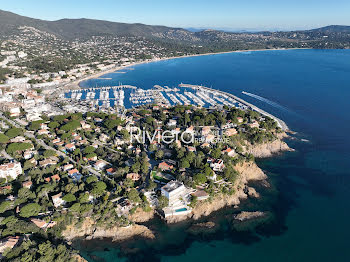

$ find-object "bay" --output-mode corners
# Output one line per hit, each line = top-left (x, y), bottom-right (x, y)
(79, 49), (350, 262)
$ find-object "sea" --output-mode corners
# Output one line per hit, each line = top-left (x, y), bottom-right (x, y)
(77, 49), (350, 262)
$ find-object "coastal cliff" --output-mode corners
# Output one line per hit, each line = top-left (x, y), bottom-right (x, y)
(62, 217), (155, 242)
(166, 160), (267, 223)
(243, 132), (293, 158)
(190, 160), (266, 220)
(129, 208), (155, 223)
(63, 136), (291, 240)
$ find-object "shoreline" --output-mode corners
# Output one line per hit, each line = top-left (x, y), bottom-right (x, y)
(65, 135), (293, 243)
(71, 47), (298, 131)
(76, 47), (311, 87)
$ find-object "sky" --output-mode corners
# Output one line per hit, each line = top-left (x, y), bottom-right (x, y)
(1, 0), (350, 31)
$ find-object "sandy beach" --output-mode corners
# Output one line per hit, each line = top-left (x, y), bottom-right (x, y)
(75, 47), (310, 87)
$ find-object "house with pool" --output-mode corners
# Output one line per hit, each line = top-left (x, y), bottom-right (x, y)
(161, 181), (193, 218)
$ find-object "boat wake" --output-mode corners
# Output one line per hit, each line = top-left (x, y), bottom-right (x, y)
(242, 91), (290, 112)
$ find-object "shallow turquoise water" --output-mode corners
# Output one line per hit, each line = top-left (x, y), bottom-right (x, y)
(79, 49), (350, 262)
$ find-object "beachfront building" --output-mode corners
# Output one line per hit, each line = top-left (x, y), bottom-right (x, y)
(161, 181), (187, 205)
(161, 181), (192, 218)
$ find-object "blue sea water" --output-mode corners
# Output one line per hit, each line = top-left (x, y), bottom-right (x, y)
(79, 49), (350, 262)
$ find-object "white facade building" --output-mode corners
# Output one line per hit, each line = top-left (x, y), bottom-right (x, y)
(161, 181), (186, 205)
(0, 162), (22, 180)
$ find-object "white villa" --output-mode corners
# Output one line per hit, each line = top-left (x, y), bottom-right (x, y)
(161, 181), (193, 218)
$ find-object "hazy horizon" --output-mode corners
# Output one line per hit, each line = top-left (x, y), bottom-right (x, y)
(1, 0), (350, 31)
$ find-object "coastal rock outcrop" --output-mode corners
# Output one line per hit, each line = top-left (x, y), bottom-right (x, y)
(234, 211), (265, 221)
(62, 217), (155, 242)
(234, 161), (267, 181)
(189, 161), (266, 220)
(187, 221), (218, 235)
(129, 208), (155, 223)
(243, 134), (293, 158)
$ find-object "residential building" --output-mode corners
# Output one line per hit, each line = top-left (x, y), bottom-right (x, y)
(210, 159), (225, 172)
(0, 162), (22, 180)
(52, 192), (65, 207)
(126, 173), (141, 181)
(161, 181), (187, 205)
(30, 218), (56, 230)
(0, 236), (21, 255)
(22, 181), (32, 189)
(222, 148), (237, 157)
(158, 161), (174, 172)
(225, 128), (237, 136)
(94, 160), (108, 170)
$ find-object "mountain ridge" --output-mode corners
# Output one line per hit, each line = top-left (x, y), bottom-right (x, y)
(1, 9), (350, 40)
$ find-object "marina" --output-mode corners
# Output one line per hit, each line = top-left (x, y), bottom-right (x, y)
(64, 83), (288, 130)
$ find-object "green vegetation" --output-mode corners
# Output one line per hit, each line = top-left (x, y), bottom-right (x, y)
(6, 142), (32, 154)
(0, 133), (9, 144)
(19, 203), (41, 218)
(157, 195), (169, 209)
(5, 128), (23, 138)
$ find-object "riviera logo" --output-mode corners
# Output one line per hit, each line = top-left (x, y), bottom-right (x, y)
(130, 127), (229, 145)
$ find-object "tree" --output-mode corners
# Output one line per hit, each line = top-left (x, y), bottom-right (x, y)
(78, 193), (90, 203)
(155, 150), (164, 160)
(29, 120), (43, 131)
(6, 143), (32, 154)
(179, 159), (190, 169)
(83, 146), (95, 155)
(104, 118), (122, 129)
(131, 162), (141, 173)
(120, 129), (129, 140)
(70, 203), (80, 212)
(48, 121), (60, 129)
(157, 195), (169, 209)
(148, 144), (157, 152)
(223, 165), (239, 183)
(127, 189), (141, 203)
(61, 120), (80, 132)
(92, 181), (107, 196)
(5, 128), (23, 138)
(203, 166), (213, 177)
(0, 133), (9, 144)
(73, 148), (81, 156)
(23, 160), (35, 170)
(86, 176), (98, 184)
(62, 193), (76, 202)
(17, 188), (35, 204)
(147, 180), (157, 191)
(145, 116), (154, 125)
(193, 173), (207, 184)
(123, 178), (134, 188)
(43, 149), (56, 158)
(211, 147), (222, 159)
(0, 201), (13, 213)
(140, 160), (150, 174)
(19, 203), (41, 218)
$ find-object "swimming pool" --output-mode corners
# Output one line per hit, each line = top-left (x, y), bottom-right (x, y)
(175, 208), (188, 212)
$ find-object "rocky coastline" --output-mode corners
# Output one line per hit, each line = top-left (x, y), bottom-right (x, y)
(63, 134), (292, 243)
(63, 218), (155, 242)
(243, 132), (293, 158)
